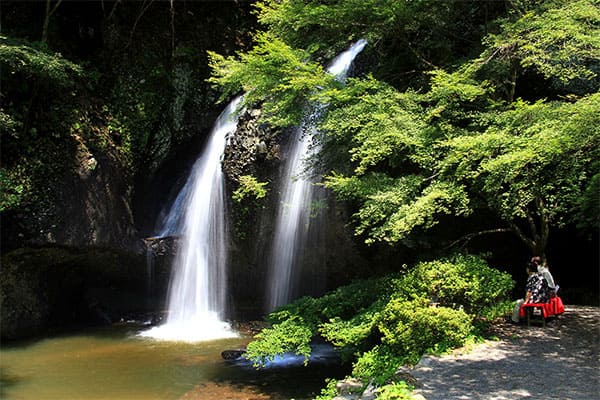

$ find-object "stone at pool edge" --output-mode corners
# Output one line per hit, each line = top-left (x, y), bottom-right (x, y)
(221, 349), (247, 360)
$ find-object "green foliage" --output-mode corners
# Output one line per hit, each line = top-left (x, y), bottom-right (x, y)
(398, 255), (515, 318)
(232, 175), (269, 203)
(317, 4), (599, 252)
(0, 36), (82, 86)
(483, 0), (600, 85)
(254, 0), (399, 56)
(319, 304), (379, 348)
(326, 172), (471, 245)
(357, 180), (471, 245)
(245, 317), (313, 366)
(253, 0), (504, 78)
(376, 381), (415, 400)
(0, 111), (21, 138)
(246, 255), (513, 386)
(578, 170), (600, 229)
(352, 345), (406, 386)
(208, 0), (599, 256)
(315, 378), (341, 400)
(441, 94), (600, 232)
(208, 32), (333, 127)
(0, 167), (30, 212)
(377, 299), (473, 360)
(319, 77), (426, 175)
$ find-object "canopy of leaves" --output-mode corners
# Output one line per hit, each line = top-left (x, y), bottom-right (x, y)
(482, 0), (600, 86)
(207, 1), (599, 255)
(316, 1), (599, 252)
(208, 32), (333, 127)
(441, 94), (600, 227)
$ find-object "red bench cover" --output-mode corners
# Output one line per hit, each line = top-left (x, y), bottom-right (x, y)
(519, 296), (565, 318)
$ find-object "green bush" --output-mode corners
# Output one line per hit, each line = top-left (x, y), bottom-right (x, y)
(397, 254), (514, 318)
(376, 382), (415, 400)
(245, 317), (313, 366)
(352, 345), (406, 385)
(246, 255), (513, 389)
(377, 299), (473, 360)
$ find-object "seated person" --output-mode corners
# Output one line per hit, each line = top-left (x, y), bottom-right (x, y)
(511, 263), (549, 323)
(530, 256), (558, 297)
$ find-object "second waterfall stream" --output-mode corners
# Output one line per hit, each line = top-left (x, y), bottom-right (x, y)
(266, 39), (367, 311)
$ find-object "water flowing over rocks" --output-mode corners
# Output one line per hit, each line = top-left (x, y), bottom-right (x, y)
(143, 236), (180, 257)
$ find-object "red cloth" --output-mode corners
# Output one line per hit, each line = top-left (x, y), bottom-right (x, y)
(519, 296), (565, 318)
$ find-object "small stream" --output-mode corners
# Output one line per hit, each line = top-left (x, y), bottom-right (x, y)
(0, 324), (347, 399)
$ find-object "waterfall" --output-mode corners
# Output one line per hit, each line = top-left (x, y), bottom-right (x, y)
(266, 39), (367, 311)
(141, 96), (242, 342)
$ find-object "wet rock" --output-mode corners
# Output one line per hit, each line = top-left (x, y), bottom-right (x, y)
(144, 235), (180, 257)
(221, 349), (247, 360)
(222, 107), (282, 183)
(0, 246), (156, 340)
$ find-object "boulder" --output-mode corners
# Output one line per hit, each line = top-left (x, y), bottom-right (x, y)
(221, 349), (247, 360)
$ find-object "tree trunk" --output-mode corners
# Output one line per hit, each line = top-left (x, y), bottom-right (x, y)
(42, 0), (63, 43)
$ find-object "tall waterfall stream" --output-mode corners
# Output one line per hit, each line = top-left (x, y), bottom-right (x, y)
(141, 97), (242, 342)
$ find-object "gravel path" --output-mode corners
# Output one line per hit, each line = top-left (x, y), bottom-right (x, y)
(411, 305), (600, 400)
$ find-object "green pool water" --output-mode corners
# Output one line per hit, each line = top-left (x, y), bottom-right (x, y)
(0, 325), (346, 400)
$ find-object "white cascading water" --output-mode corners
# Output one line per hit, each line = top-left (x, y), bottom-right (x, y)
(141, 96), (242, 342)
(266, 39), (367, 311)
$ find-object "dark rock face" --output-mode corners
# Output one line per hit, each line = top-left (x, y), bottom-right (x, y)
(223, 107), (282, 183)
(0, 246), (170, 340)
(1, 132), (139, 251)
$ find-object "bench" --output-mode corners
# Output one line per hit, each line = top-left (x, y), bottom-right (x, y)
(519, 296), (565, 327)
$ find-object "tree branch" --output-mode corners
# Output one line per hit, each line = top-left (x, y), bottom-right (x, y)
(535, 195), (550, 251)
(49, 0), (63, 17)
(108, 0), (121, 20)
(509, 221), (536, 251)
(524, 208), (539, 242)
(407, 42), (438, 69)
(445, 228), (513, 250)
(127, 0), (155, 49)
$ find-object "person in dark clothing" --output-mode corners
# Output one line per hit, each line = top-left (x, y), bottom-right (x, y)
(511, 264), (549, 322)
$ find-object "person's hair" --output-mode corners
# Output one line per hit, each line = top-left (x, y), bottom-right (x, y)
(530, 256), (542, 265)
(526, 264), (535, 273)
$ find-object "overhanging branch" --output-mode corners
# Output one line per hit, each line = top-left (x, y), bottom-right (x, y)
(445, 228), (513, 250)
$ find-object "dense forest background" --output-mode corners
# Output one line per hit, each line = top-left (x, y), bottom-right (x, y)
(0, 0), (598, 343)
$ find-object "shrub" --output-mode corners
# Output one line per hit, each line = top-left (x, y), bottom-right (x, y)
(245, 255), (513, 389)
(377, 299), (473, 360)
(352, 345), (406, 385)
(397, 254), (514, 318)
(232, 175), (269, 203)
(376, 382), (415, 400)
(245, 317), (313, 366)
